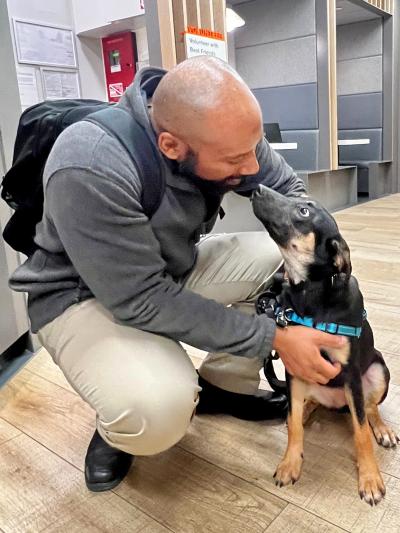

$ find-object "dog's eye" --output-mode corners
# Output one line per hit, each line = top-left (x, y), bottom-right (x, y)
(299, 207), (310, 217)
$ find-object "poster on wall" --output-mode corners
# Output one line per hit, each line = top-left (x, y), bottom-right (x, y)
(13, 19), (77, 68)
(16, 66), (40, 109)
(184, 27), (227, 62)
(41, 69), (80, 100)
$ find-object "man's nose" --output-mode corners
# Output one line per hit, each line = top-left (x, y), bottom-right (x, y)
(239, 152), (259, 176)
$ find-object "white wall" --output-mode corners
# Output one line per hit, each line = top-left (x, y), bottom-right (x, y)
(75, 36), (107, 100)
(72, 0), (144, 35)
(7, 0), (73, 26)
(73, 24), (148, 100)
(5, 0), (149, 113)
(6, 0), (111, 103)
(0, 0), (31, 351)
(70, 0), (147, 98)
(6, 0), (82, 105)
(135, 26), (150, 70)
(70, 0), (106, 35)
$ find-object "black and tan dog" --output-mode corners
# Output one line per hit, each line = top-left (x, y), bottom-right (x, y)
(252, 185), (398, 506)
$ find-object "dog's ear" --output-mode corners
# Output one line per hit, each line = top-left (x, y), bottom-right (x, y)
(328, 237), (352, 278)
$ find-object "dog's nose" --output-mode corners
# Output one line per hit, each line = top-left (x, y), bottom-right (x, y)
(251, 185), (264, 202)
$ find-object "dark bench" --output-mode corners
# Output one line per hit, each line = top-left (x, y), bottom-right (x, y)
(340, 160), (392, 199)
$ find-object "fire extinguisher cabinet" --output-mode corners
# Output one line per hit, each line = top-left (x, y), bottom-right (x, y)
(102, 32), (137, 102)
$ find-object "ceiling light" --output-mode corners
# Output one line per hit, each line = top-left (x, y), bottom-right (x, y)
(226, 7), (245, 32)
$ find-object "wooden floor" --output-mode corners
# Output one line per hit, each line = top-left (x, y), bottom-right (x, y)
(1, 194), (400, 532)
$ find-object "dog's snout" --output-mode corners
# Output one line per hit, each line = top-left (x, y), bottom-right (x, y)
(251, 185), (265, 202)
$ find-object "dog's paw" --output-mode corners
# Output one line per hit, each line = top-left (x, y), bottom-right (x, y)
(273, 452), (303, 487)
(371, 422), (399, 448)
(358, 468), (386, 506)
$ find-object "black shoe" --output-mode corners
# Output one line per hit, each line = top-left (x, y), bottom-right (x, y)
(196, 374), (288, 421)
(85, 429), (134, 492)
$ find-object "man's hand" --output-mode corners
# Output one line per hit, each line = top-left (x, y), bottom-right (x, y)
(273, 326), (344, 384)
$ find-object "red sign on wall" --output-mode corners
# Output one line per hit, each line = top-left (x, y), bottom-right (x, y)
(102, 32), (137, 102)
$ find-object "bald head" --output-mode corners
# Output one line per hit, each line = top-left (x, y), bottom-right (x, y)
(152, 57), (263, 184)
(152, 56), (261, 144)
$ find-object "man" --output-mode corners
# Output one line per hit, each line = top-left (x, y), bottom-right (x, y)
(10, 57), (343, 492)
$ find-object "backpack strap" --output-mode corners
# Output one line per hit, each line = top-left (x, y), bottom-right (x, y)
(85, 106), (165, 219)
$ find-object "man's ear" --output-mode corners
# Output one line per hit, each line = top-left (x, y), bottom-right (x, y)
(158, 132), (187, 160)
(329, 237), (352, 278)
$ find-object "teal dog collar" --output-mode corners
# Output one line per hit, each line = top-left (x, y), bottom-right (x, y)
(275, 307), (367, 338)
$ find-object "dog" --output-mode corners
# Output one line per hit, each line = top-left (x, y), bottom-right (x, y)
(251, 185), (398, 506)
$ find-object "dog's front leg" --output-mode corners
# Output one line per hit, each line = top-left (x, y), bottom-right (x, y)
(274, 376), (306, 486)
(344, 361), (385, 505)
(303, 399), (319, 424)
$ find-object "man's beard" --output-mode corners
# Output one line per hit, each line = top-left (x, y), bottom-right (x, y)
(177, 148), (198, 180)
(177, 148), (242, 193)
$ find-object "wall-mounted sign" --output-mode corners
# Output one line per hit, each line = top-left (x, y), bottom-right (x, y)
(41, 69), (80, 100)
(184, 27), (227, 62)
(109, 83), (124, 99)
(13, 19), (77, 68)
(16, 66), (39, 109)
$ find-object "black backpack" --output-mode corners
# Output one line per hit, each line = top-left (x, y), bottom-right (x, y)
(1, 99), (165, 256)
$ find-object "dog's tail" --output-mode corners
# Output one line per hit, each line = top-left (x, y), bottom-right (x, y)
(264, 356), (287, 393)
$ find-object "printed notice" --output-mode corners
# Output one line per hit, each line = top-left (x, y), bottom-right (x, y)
(14, 19), (77, 68)
(184, 33), (227, 61)
(16, 66), (39, 108)
(42, 69), (80, 99)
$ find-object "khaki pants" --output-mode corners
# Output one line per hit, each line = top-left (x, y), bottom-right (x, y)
(38, 232), (282, 456)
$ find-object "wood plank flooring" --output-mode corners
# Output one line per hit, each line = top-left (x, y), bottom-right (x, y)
(1, 194), (400, 532)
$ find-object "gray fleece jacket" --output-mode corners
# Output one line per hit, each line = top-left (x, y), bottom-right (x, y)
(9, 67), (306, 360)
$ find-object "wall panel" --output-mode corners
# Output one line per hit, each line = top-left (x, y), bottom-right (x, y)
(337, 19), (382, 60)
(234, 0), (316, 48)
(253, 83), (318, 130)
(236, 36), (317, 89)
(337, 55), (382, 95)
(338, 92), (382, 129)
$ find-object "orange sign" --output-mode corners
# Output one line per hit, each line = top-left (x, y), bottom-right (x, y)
(185, 26), (224, 41)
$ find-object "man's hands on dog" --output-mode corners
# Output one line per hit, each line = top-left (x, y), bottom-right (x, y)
(273, 326), (344, 384)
